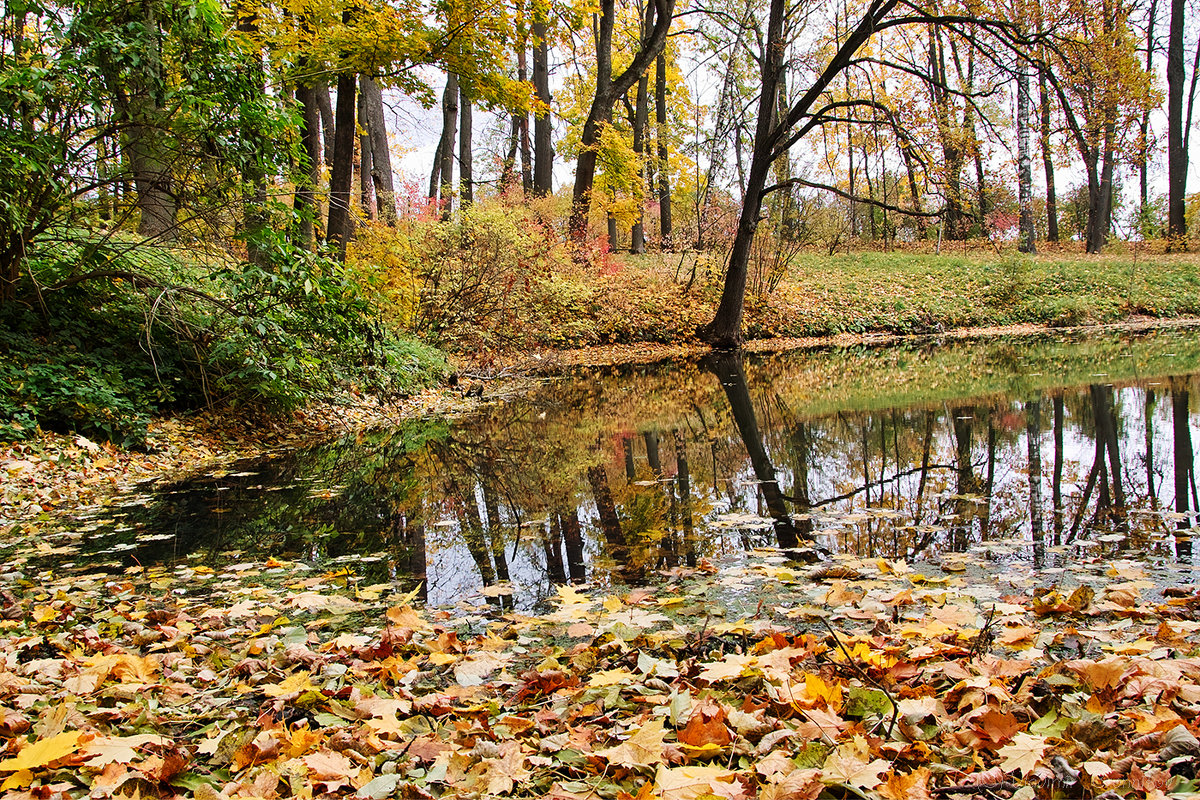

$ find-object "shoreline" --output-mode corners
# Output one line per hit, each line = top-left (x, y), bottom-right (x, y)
(4, 315), (1200, 528)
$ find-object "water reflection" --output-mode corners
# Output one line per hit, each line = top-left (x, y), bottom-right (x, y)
(43, 330), (1200, 607)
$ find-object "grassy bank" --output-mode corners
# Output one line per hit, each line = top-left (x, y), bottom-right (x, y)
(497, 246), (1200, 352)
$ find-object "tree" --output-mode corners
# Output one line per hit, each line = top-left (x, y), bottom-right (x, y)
(700, 0), (896, 345)
(430, 73), (460, 217)
(460, 89), (474, 208)
(1166, 0), (1185, 242)
(568, 0), (674, 241)
(1017, 58), (1036, 252)
(532, 0), (554, 195)
(326, 67), (357, 259)
(1040, 0), (1157, 253)
(360, 76), (398, 223)
(629, 1), (656, 253)
(655, 51), (673, 245)
(1039, 67), (1060, 241)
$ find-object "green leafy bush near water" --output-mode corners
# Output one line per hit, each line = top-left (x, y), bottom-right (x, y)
(0, 235), (446, 445)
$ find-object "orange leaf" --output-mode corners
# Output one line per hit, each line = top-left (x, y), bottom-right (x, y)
(678, 700), (732, 749)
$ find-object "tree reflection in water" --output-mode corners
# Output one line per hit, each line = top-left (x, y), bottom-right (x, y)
(54, 332), (1200, 607)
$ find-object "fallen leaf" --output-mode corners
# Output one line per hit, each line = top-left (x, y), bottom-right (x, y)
(997, 732), (1047, 775)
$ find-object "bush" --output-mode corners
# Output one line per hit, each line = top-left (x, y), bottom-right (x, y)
(354, 199), (578, 353)
(0, 231), (447, 444)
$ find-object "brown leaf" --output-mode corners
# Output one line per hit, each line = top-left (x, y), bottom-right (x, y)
(678, 700), (733, 749)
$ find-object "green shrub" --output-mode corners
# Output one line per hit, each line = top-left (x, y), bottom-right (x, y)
(0, 231), (447, 444)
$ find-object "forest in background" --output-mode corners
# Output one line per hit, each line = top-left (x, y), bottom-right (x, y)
(2, 0), (1200, 442)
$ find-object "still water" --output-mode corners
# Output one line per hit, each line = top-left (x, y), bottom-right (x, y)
(31, 328), (1200, 607)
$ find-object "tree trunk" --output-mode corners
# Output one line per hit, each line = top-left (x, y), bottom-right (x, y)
(1017, 62), (1036, 253)
(698, 0), (898, 346)
(532, 14), (553, 195)
(294, 79), (321, 249)
(430, 73), (459, 217)
(707, 353), (799, 549)
(1039, 70), (1059, 242)
(1026, 398), (1044, 566)
(459, 91), (473, 208)
(326, 70), (357, 260)
(1141, 0), (1157, 210)
(630, 13), (652, 256)
(358, 82), (375, 220)
(561, 509), (586, 582)
(697, 0), (784, 346)
(361, 76), (396, 224)
(501, 114), (520, 189)
(655, 51), (673, 248)
(1172, 377), (1194, 560)
(897, 127), (926, 237)
(929, 29), (967, 240)
(316, 84), (335, 170)
(236, 2), (268, 265)
(111, 0), (175, 240)
(515, 43), (533, 193)
(1167, 0), (1187, 242)
(1053, 394), (1064, 543)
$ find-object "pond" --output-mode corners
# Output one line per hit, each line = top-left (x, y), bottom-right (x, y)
(16, 327), (1200, 609)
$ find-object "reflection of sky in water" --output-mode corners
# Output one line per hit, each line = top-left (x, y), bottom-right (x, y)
(22, 330), (1200, 609)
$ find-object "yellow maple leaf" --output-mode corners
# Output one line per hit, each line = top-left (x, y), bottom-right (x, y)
(556, 586), (591, 606)
(997, 732), (1047, 775)
(262, 672), (317, 698)
(598, 718), (668, 767)
(696, 654), (757, 683)
(821, 737), (890, 789)
(589, 668), (636, 687)
(80, 734), (165, 767)
(653, 764), (741, 800)
(0, 731), (83, 772)
(803, 673), (844, 710)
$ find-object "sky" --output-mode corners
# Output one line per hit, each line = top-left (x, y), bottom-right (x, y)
(376, 37), (1200, 233)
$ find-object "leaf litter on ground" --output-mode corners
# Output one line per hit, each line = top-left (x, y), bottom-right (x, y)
(0, 535), (1198, 800)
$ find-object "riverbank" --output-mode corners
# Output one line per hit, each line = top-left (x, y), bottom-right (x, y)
(6, 314), (1200, 531)
(443, 246), (1200, 357)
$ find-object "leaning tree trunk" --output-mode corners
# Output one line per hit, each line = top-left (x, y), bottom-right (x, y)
(696, 0), (784, 347)
(698, 0), (899, 347)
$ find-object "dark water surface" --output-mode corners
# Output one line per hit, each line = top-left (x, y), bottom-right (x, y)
(23, 328), (1200, 608)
